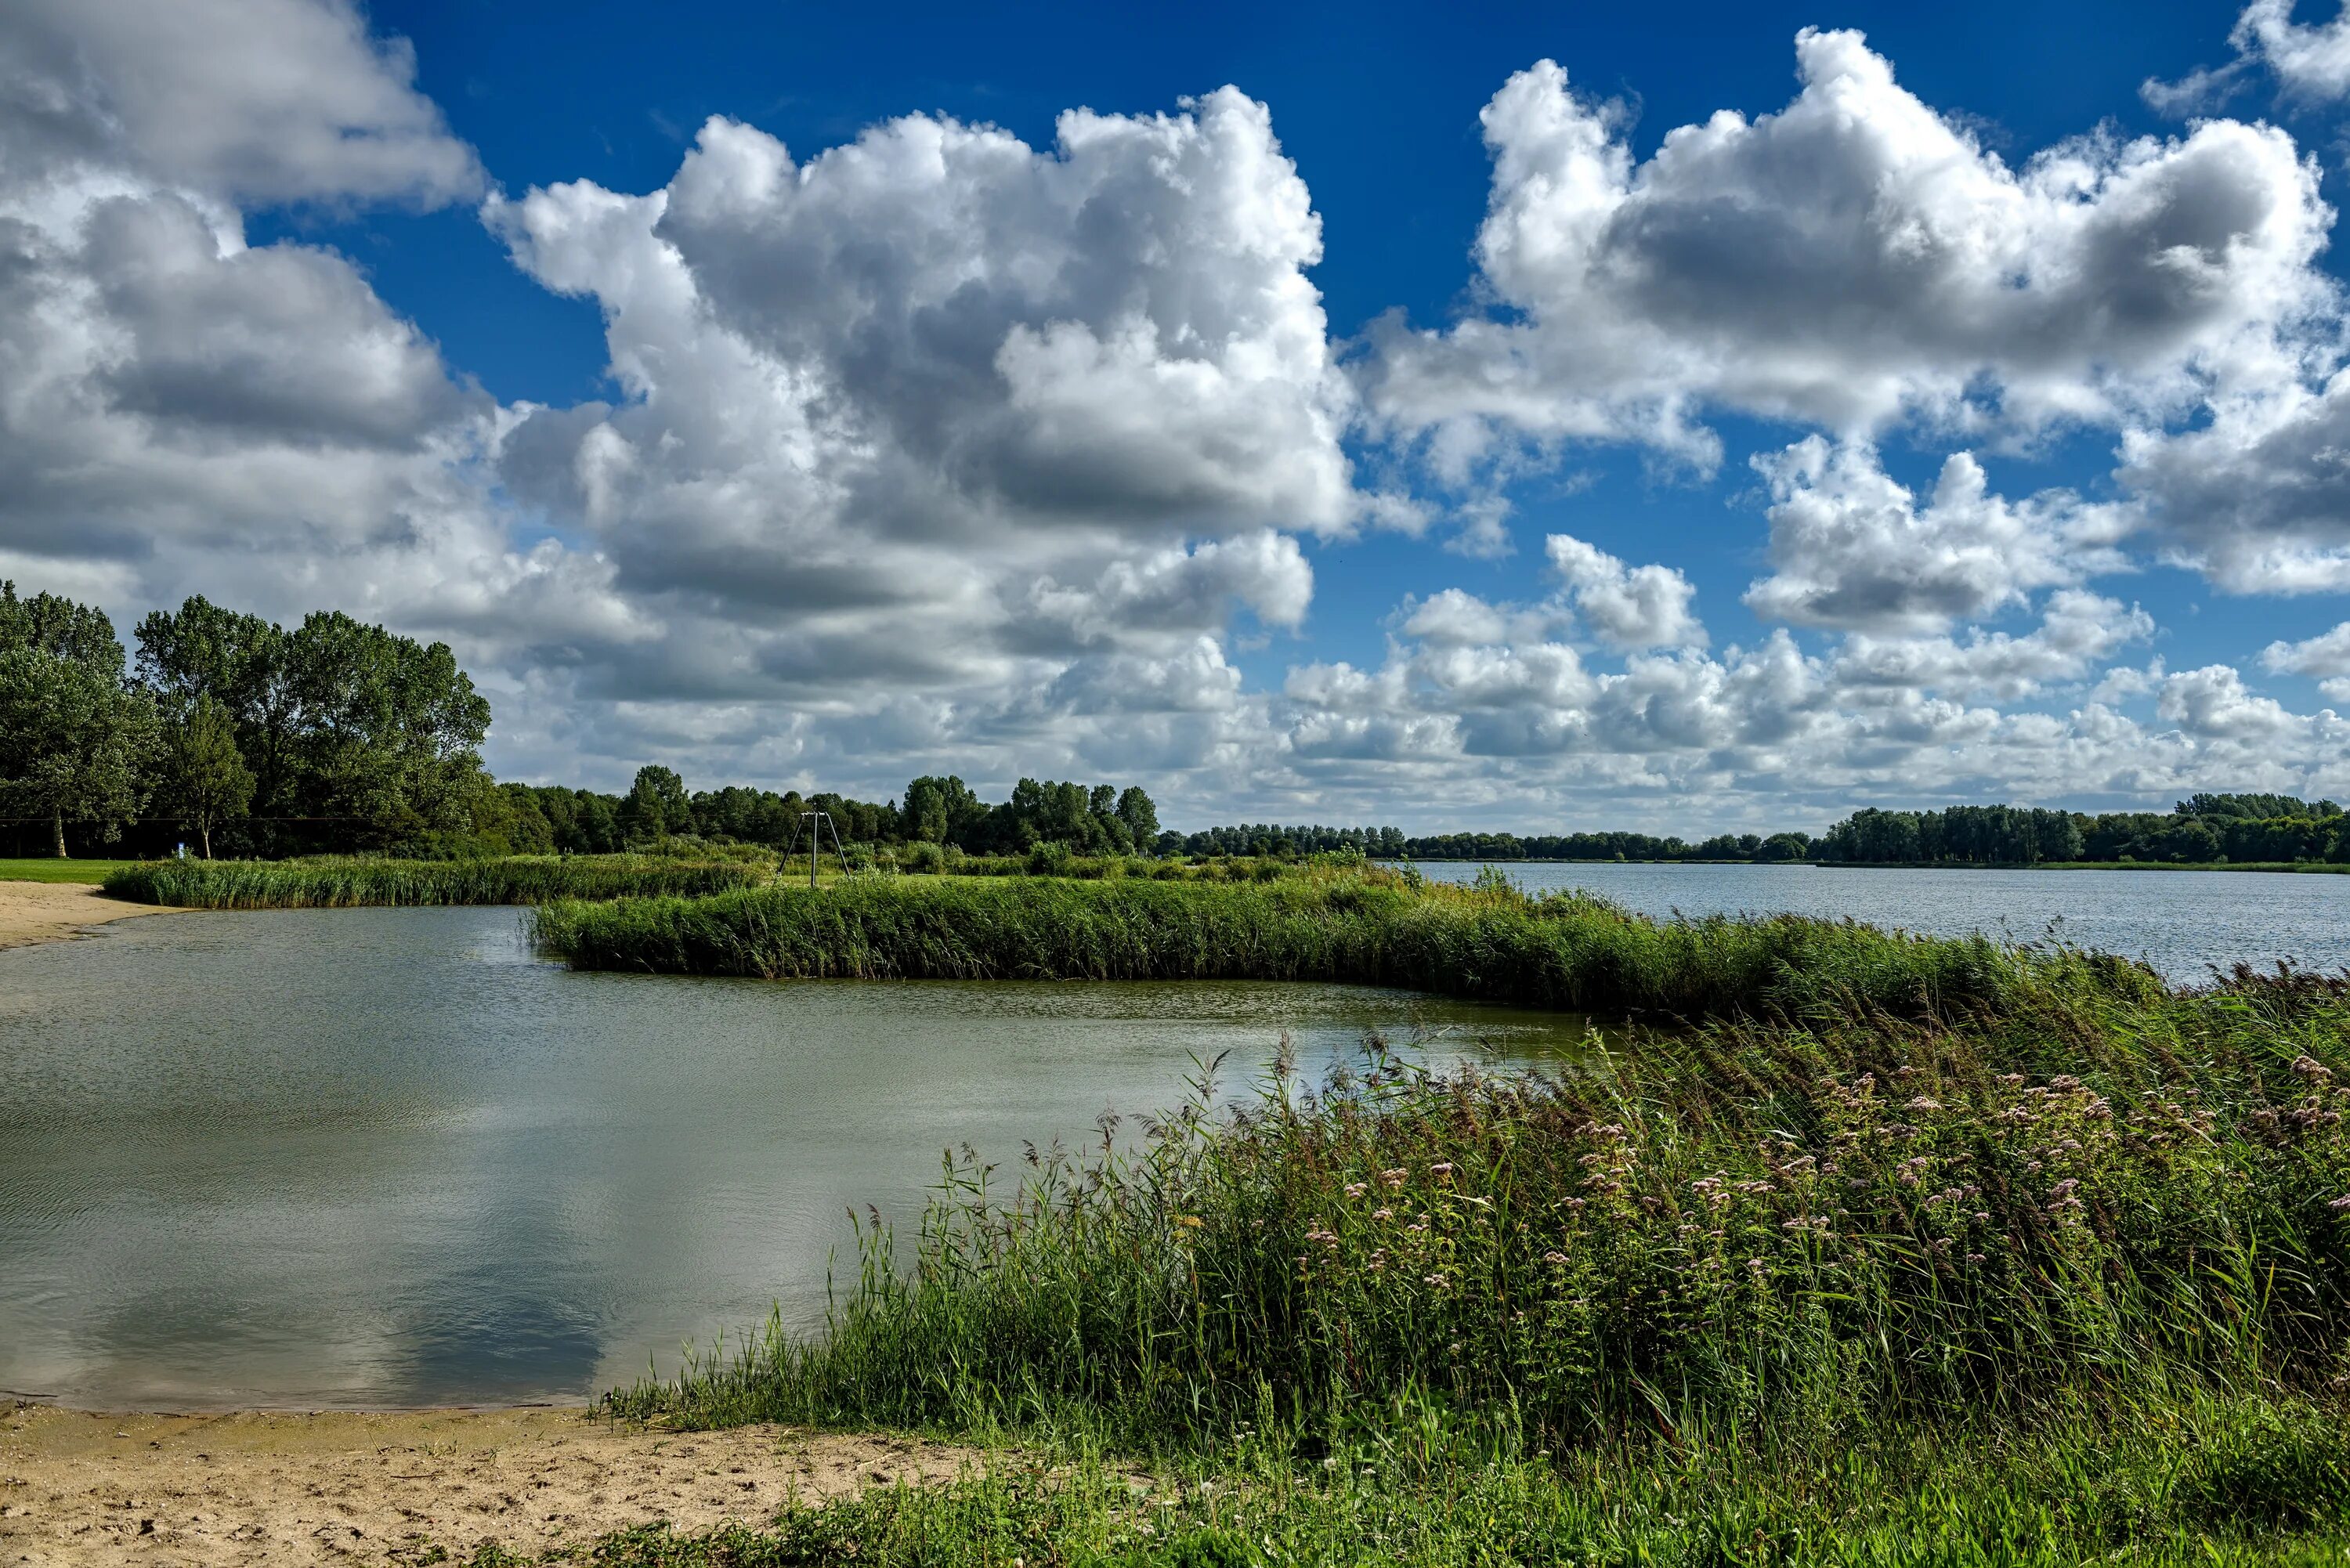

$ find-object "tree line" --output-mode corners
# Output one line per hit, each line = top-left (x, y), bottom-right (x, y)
(483, 770), (1165, 861)
(1815, 796), (2350, 867)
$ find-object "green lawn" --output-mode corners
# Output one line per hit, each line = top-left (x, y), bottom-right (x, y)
(0, 857), (145, 884)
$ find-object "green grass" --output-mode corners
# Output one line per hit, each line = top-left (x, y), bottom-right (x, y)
(532, 868), (2160, 1026)
(101, 853), (768, 909)
(454, 1413), (2350, 1564)
(0, 857), (139, 884)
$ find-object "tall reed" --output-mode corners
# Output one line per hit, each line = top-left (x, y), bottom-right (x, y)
(533, 870), (2161, 1024)
(103, 854), (766, 909)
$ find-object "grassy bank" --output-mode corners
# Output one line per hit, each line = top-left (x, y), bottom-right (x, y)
(533, 869), (2158, 1024)
(103, 853), (768, 909)
(552, 965), (2350, 1563)
(0, 857), (139, 884)
(490, 1419), (2350, 1565)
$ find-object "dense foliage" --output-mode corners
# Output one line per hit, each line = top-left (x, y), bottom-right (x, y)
(1, 583), (494, 858)
(0, 582), (155, 857)
(1820, 795), (2350, 867)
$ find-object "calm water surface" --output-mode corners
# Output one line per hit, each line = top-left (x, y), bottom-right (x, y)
(0, 906), (1584, 1410)
(1408, 861), (2350, 981)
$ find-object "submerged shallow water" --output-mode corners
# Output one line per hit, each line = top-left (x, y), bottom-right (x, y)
(1408, 860), (2350, 982)
(0, 906), (1583, 1410)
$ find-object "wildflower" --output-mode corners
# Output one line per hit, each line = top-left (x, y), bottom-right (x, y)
(1974, 1212), (1990, 1224)
(1175, 1215), (1204, 1229)
(1430, 1162), (1455, 1180)
(1371, 1207), (1394, 1222)
(2293, 1056), (2334, 1082)
(1343, 1182), (1367, 1199)
(2330, 1195), (2350, 1212)
(1905, 1096), (1942, 1113)
(1380, 1168), (1408, 1189)
(1965, 1252), (1987, 1264)
(1542, 1250), (1571, 1266)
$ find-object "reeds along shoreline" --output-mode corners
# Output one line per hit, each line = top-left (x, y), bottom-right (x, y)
(604, 968), (2350, 1532)
(530, 869), (2164, 1024)
(102, 854), (767, 909)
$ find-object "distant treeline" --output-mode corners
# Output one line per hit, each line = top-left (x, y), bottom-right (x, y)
(1168, 823), (1813, 862)
(491, 771), (1164, 862)
(1816, 795), (2350, 867)
(1187, 797), (2350, 869)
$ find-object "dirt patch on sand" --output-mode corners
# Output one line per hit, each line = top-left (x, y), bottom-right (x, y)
(0, 881), (184, 952)
(1, 1404), (976, 1564)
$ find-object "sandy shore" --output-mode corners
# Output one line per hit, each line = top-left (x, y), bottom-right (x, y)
(0, 881), (184, 952)
(1, 1404), (975, 1564)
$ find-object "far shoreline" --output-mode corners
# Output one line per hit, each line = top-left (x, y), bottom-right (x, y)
(1389, 858), (2350, 873)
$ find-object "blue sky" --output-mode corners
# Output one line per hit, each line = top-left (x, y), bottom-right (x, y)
(9, 0), (2350, 829)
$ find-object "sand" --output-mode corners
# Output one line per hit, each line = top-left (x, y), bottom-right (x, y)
(0, 1404), (977, 1564)
(0, 881), (184, 952)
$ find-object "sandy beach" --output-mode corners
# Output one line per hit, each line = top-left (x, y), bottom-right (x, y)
(0, 880), (185, 952)
(0, 1404), (974, 1564)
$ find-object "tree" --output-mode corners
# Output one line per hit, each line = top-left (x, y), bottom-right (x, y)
(159, 693), (255, 858)
(136, 596), (294, 830)
(136, 598), (492, 854)
(1115, 786), (1159, 852)
(0, 583), (156, 855)
(620, 765), (692, 842)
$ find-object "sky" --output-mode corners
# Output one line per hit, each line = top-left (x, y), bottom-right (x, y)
(9, 1), (2350, 833)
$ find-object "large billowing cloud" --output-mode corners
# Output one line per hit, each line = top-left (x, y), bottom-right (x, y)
(1365, 28), (2331, 470)
(479, 91), (1365, 783)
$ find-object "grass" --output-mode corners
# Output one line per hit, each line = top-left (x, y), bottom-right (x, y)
(455, 1414), (2350, 1564)
(532, 866), (2160, 1026)
(101, 853), (769, 909)
(522, 963), (2350, 1565)
(0, 857), (139, 884)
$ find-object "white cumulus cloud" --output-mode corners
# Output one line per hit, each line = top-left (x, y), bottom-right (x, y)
(1365, 28), (2331, 471)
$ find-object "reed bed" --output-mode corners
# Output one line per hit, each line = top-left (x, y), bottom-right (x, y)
(103, 853), (766, 909)
(533, 870), (2159, 1024)
(609, 970), (2350, 1446)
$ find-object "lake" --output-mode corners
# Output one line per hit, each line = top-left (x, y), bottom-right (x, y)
(0, 905), (1583, 1411)
(5, 863), (2345, 1411)
(1407, 861), (2350, 982)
